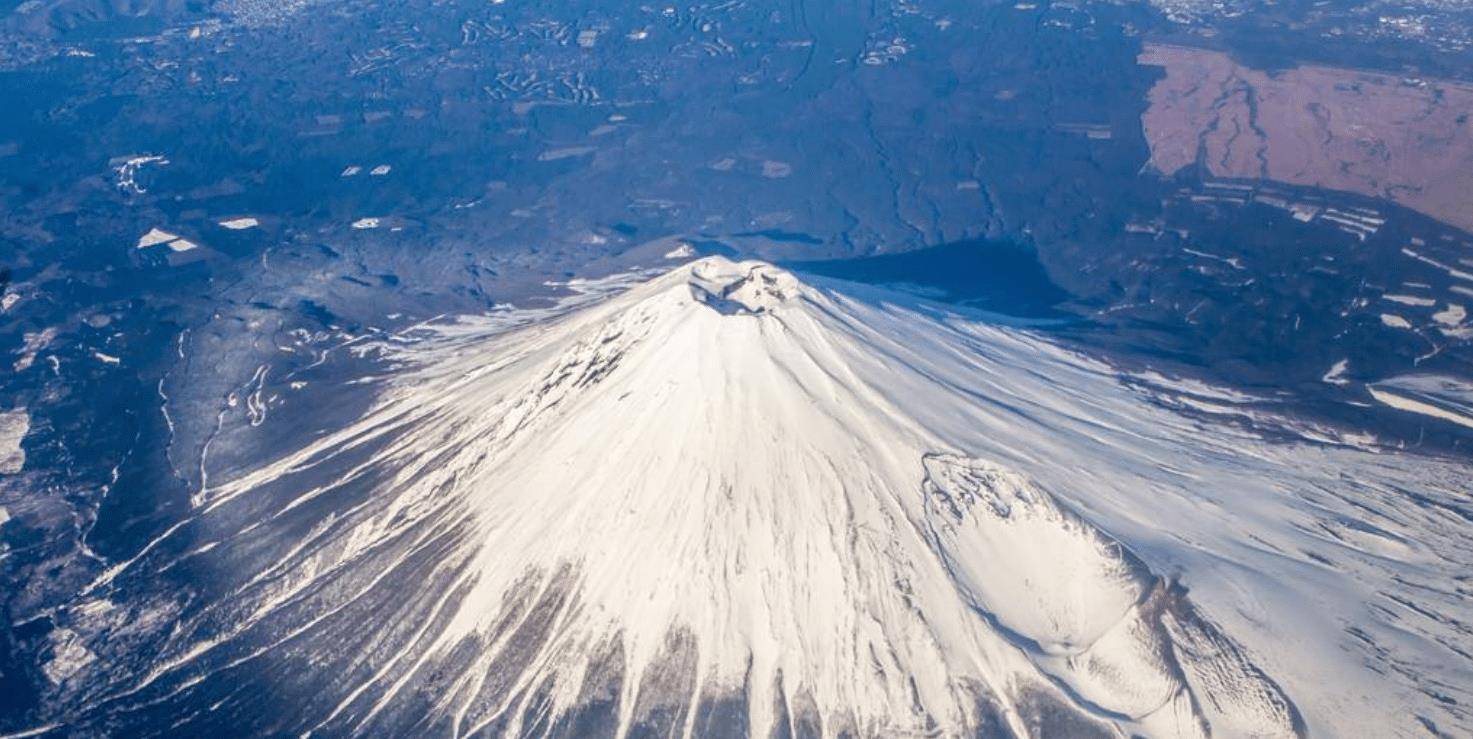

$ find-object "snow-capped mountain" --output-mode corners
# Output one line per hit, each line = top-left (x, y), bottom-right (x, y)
(44, 258), (1472, 737)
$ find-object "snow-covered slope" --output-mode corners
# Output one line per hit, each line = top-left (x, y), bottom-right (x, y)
(50, 258), (1473, 737)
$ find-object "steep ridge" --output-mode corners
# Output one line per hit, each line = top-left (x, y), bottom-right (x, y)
(40, 258), (1473, 737)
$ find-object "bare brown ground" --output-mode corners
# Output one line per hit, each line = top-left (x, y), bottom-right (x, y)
(1139, 43), (1473, 231)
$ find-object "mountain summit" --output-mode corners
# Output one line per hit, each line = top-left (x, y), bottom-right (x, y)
(61, 259), (1471, 737)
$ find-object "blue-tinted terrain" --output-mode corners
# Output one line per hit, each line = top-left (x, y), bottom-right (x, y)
(1, 0), (1472, 734)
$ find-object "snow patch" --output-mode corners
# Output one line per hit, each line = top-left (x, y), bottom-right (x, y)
(112, 154), (167, 194)
(761, 159), (792, 178)
(1379, 313), (1412, 329)
(1383, 294), (1435, 307)
(137, 228), (179, 248)
(0, 408), (27, 473)
(1322, 358), (1350, 386)
(1433, 303), (1466, 327)
(1369, 375), (1473, 430)
(13, 328), (56, 372)
(538, 146), (596, 162)
(42, 629), (96, 684)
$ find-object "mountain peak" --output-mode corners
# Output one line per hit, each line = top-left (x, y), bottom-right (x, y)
(685, 258), (799, 315)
